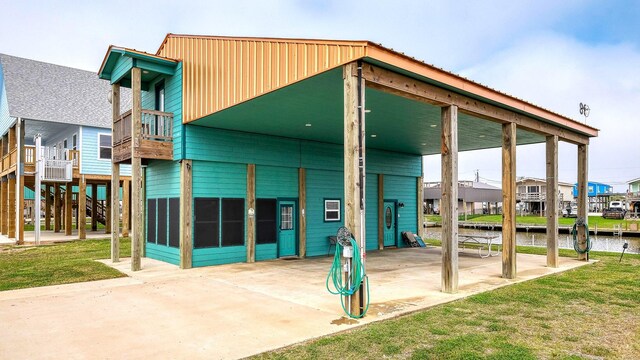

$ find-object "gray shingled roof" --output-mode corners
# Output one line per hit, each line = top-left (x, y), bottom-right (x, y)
(0, 53), (129, 128)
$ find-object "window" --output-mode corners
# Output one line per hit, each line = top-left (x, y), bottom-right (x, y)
(98, 134), (112, 160)
(63, 139), (67, 149)
(517, 186), (526, 194)
(72, 134), (77, 150)
(385, 207), (392, 229)
(324, 199), (341, 222)
(222, 198), (245, 247)
(147, 199), (157, 244)
(280, 205), (293, 230)
(155, 81), (165, 111)
(256, 199), (277, 244)
(194, 198), (219, 248)
(527, 186), (539, 193)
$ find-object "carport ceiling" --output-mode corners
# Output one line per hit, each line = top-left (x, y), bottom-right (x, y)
(192, 67), (544, 155)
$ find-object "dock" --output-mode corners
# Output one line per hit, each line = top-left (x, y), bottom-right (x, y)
(425, 221), (640, 237)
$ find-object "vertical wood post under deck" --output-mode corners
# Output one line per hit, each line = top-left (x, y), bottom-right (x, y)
(7, 176), (15, 238)
(45, 185), (52, 230)
(105, 183), (111, 234)
(122, 179), (129, 237)
(180, 160), (193, 269)
(441, 105), (458, 293)
(54, 184), (61, 232)
(417, 176), (424, 239)
(78, 176), (86, 240)
(577, 144), (589, 261)
(131, 67), (142, 271)
(546, 135), (559, 267)
(0, 178), (6, 235)
(502, 123), (517, 279)
(141, 169), (146, 257)
(64, 181), (72, 236)
(91, 184), (97, 231)
(298, 168), (306, 258)
(246, 164), (256, 263)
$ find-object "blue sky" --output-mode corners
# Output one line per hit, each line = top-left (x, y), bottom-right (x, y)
(1, 0), (638, 190)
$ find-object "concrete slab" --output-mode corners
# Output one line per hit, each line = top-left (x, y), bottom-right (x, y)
(0, 230), (112, 246)
(0, 247), (591, 359)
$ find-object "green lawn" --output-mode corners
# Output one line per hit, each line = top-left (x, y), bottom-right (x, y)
(24, 222), (106, 231)
(0, 238), (130, 291)
(254, 247), (640, 359)
(426, 214), (639, 229)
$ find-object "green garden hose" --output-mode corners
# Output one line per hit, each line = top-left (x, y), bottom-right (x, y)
(572, 218), (592, 255)
(325, 238), (370, 318)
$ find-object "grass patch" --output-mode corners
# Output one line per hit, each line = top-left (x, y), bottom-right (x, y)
(24, 222), (107, 231)
(0, 238), (130, 291)
(254, 247), (640, 360)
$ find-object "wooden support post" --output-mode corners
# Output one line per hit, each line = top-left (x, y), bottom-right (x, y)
(105, 183), (111, 234)
(180, 160), (192, 269)
(298, 168), (306, 258)
(502, 123), (517, 279)
(546, 135), (559, 268)
(441, 105), (459, 293)
(343, 62), (364, 316)
(577, 144), (589, 261)
(78, 176), (86, 240)
(122, 179), (129, 238)
(377, 174), (384, 250)
(54, 184), (61, 232)
(141, 169), (146, 257)
(0, 178), (6, 235)
(131, 67), (142, 271)
(91, 184), (97, 231)
(417, 176), (424, 239)
(8, 176), (16, 238)
(17, 176), (24, 244)
(45, 185), (51, 230)
(65, 182), (72, 236)
(246, 164), (256, 263)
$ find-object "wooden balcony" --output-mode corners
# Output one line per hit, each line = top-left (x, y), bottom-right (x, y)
(516, 192), (546, 201)
(113, 109), (173, 163)
(24, 145), (80, 181)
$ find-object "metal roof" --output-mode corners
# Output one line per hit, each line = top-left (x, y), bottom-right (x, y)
(0, 53), (129, 129)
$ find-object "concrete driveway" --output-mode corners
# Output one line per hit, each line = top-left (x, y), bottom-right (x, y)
(0, 247), (589, 359)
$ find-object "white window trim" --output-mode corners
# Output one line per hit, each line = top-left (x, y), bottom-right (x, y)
(324, 199), (341, 222)
(97, 132), (112, 161)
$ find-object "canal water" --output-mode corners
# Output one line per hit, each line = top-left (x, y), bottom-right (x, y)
(426, 227), (640, 254)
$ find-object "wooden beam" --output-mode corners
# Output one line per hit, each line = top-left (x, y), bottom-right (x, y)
(78, 176), (86, 240)
(0, 178), (6, 235)
(577, 144), (589, 261)
(7, 176), (15, 238)
(140, 169), (146, 257)
(298, 168), (306, 258)
(122, 179), (129, 237)
(361, 63), (590, 145)
(180, 160), (193, 269)
(417, 176), (424, 239)
(441, 105), (459, 293)
(45, 185), (52, 231)
(91, 184), (97, 231)
(502, 123), (517, 279)
(546, 135), (559, 268)
(105, 183), (111, 234)
(378, 174), (384, 250)
(246, 164), (256, 263)
(54, 184), (61, 233)
(65, 182), (72, 236)
(131, 67), (142, 271)
(343, 62), (363, 316)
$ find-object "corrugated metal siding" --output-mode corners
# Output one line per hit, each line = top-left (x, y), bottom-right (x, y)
(158, 36), (367, 123)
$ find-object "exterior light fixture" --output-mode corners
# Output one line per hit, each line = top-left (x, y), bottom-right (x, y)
(371, 134), (377, 138)
(305, 123), (312, 127)
(398, 202), (405, 208)
(479, 135), (485, 138)
(430, 124), (437, 128)
(421, 143), (427, 146)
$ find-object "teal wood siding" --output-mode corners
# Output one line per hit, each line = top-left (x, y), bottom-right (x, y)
(384, 175), (417, 247)
(365, 173), (378, 251)
(144, 160), (180, 264)
(110, 56), (133, 84)
(367, 149), (422, 177)
(192, 160), (247, 267)
(305, 169), (344, 257)
(0, 63), (14, 136)
(255, 165), (298, 261)
(80, 126), (131, 176)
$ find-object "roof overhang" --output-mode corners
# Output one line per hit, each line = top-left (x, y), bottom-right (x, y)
(98, 46), (178, 89)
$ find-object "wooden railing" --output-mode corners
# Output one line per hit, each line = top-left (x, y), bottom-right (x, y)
(516, 193), (546, 201)
(69, 150), (79, 168)
(114, 109), (173, 145)
(9, 148), (16, 167)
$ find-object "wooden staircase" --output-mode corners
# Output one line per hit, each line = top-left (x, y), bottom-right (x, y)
(26, 184), (106, 226)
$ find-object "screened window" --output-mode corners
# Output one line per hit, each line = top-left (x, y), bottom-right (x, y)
(98, 134), (112, 160)
(256, 199), (277, 244)
(280, 205), (293, 230)
(222, 198), (245, 247)
(168, 198), (180, 248)
(194, 198), (219, 248)
(324, 199), (340, 222)
(147, 199), (157, 244)
(157, 198), (167, 246)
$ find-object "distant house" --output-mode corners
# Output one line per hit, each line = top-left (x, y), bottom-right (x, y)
(516, 177), (574, 215)
(0, 53), (131, 244)
(628, 178), (640, 215)
(572, 181), (612, 212)
(424, 180), (502, 216)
